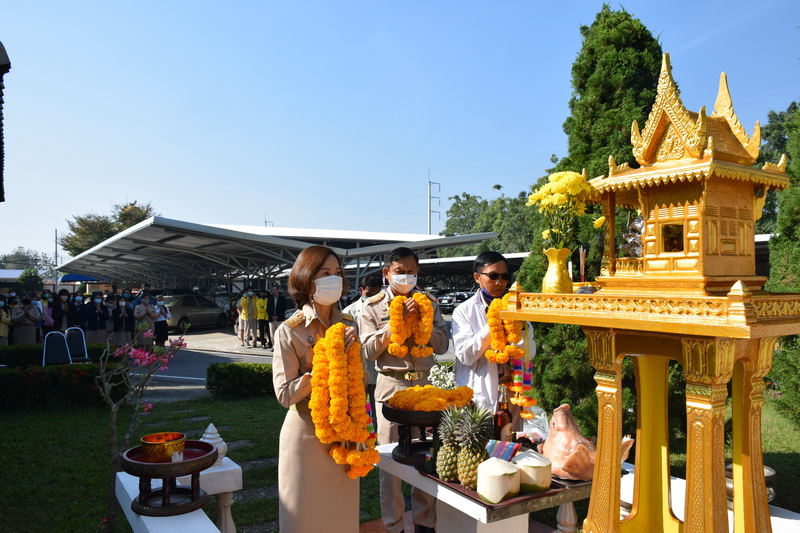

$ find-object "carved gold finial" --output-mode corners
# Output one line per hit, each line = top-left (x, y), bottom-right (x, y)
(754, 188), (767, 221)
(688, 105), (707, 158)
(713, 72), (759, 162)
(703, 136), (715, 158)
(728, 280), (752, 297)
(631, 119), (644, 161)
(763, 153), (788, 173)
(608, 154), (629, 176)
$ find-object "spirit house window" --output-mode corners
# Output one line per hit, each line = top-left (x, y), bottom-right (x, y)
(662, 224), (684, 253)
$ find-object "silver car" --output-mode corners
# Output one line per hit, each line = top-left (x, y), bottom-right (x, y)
(163, 295), (229, 331)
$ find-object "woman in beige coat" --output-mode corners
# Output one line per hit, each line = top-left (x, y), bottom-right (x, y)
(272, 245), (360, 532)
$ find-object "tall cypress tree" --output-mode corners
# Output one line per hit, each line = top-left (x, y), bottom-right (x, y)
(518, 5), (662, 437)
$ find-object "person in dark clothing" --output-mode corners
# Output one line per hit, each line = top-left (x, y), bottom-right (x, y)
(51, 289), (80, 332)
(267, 285), (287, 349)
(83, 291), (110, 344)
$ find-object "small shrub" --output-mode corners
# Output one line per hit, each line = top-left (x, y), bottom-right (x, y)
(768, 337), (800, 427)
(206, 362), (273, 398)
(0, 363), (128, 411)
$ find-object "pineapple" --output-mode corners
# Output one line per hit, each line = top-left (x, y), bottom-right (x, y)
(435, 407), (462, 482)
(456, 404), (493, 490)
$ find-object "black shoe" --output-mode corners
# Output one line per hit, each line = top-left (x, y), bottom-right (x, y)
(415, 526), (435, 533)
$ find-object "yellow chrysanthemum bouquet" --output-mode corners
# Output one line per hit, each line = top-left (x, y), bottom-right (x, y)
(526, 171), (594, 250)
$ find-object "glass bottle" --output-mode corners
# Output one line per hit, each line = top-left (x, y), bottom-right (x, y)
(493, 385), (513, 441)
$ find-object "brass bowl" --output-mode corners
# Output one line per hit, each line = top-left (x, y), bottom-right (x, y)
(140, 432), (186, 463)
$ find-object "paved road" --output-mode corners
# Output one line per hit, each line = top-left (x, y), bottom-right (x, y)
(145, 319), (456, 403)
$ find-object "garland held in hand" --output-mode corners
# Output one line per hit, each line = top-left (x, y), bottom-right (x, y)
(485, 293), (523, 364)
(388, 293), (435, 358)
(309, 322), (379, 477)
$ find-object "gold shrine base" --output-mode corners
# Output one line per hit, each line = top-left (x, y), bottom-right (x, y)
(581, 329), (773, 533)
(501, 287), (800, 533)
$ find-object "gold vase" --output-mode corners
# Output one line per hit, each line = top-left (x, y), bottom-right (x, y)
(541, 248), (573, 294)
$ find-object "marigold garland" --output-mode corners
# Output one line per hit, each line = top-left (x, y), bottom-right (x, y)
(387, 384), (473, 411)
(309, 322), (379, 477)
(388, 293), (435, 358)
(485, 293), (524, 364)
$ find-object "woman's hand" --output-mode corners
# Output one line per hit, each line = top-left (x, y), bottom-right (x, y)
(344, 326), (357, 351)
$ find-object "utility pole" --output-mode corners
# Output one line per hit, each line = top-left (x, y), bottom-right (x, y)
(427, 173), (440, 235)
(54, 229), (58, 268)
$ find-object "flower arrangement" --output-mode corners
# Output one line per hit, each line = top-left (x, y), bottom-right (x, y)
(526, 170), (594, 250)
(388, 293), (435, 358)
(309, 322), (378, 478)
(429, 361), (456, 390)
(485, 293), (523, 364)
(388, 384), (473, 411)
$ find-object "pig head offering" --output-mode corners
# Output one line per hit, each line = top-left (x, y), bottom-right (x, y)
(538, 404), (634, 481)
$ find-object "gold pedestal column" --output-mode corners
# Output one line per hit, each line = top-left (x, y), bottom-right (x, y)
(681, 338), (734, 533)
(583, 329), (624, 533)
(731, 337), (775, 533)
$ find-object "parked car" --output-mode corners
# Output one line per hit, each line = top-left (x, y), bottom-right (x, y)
(437, 292), (473, 314)
(163, 295), (229, 331)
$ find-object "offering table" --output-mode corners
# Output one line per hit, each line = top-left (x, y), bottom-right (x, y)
(376, 443), (592, 533)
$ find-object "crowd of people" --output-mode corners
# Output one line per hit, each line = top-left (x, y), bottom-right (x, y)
(272, 245), (527, 533)
(0, 283), (171, 349)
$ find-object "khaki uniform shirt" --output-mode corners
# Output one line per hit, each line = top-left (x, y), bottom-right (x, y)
(272, 303), (357, 409)
(359, 287), (449, 374)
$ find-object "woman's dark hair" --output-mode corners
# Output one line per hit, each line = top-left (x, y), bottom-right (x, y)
(58, 288), (70, 297)
(384, 247), (419, 268)
(473, 251), (509, 272)
(288, 245), (348, 308)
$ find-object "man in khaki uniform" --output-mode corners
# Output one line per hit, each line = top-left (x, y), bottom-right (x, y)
(360, 247), (449, 533)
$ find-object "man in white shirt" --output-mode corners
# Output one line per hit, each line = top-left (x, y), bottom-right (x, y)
(452, 251), (535, 413)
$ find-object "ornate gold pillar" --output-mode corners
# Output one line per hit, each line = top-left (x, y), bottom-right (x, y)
(731, 337), (775, 533)
(681, 338), (735, 533)
(583, 328), (623, 533)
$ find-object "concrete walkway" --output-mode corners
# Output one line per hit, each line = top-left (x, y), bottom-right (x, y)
(144, 325), (455, 403)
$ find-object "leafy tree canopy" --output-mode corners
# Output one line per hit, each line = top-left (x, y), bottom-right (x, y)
(765, 101), (800, 293)
(17, 267), (44, 293)
(439, 189), (536, 257)
(756, 102), (798, 234)
(0, 247), (56, 279)
(60, 201), (156, 257)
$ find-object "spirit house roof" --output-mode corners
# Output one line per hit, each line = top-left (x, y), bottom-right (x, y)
(589, 53), (789, 199)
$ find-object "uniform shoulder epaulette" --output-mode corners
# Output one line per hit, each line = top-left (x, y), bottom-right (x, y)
(342, 312), (354, 322)
(365, 291), (385, 305)
(284, 310), (305, 328)
(421, 289), (437, 302)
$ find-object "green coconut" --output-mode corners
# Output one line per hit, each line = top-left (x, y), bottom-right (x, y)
(512, 449), (552, 492)
(476, 457), (520, 504)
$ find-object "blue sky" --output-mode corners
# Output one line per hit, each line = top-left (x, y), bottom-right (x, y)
(2, 1), (798, 263)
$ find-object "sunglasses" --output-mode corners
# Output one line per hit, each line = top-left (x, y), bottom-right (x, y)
(477, 272), (511, 281)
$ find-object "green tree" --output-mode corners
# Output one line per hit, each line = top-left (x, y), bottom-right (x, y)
(764, 101), (800, 426)
(756, 103), (799, 234)
(60, 201), (156, 256)
(17, 267), (43, 293)
(0, 247), (56, 278)
(439, 188), (537, 257)
(517, 5), (663, 437)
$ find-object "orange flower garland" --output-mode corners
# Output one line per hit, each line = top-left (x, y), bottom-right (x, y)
(388, 384), (473, 411)
(485, 293), (523, 364)
(309, 322), (379, 477)
(388, 293), (435, 358)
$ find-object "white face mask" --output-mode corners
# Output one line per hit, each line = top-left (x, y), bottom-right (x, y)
(313, 275), (343, 306)
(389, 274), (417, 293)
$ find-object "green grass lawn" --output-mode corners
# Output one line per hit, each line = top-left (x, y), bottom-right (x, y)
(1, 394), (798, 532)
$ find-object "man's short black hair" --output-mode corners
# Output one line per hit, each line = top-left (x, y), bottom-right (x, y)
(384, 247), (419, 268)
(360, 273), (383, 290)
(473, 251), (509, 272)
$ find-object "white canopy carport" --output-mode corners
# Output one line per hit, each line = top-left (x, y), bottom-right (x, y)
(59, 216), (496, 287)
